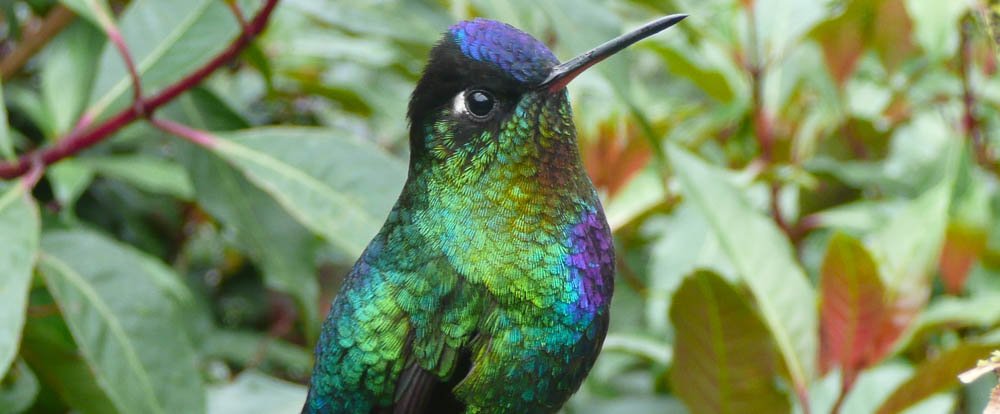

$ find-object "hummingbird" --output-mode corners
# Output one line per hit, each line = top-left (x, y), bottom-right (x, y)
(303, 13), (687, 414)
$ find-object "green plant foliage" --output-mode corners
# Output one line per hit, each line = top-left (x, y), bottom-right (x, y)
(1, 0), (999, 413)
(669, 270), (790, 414)
(0, 182), (39, 380)
(39, 230), (204, 414)
(668, 144), (817, 394)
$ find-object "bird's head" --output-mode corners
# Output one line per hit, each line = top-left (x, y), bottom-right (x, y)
(406, 15), (687, 181)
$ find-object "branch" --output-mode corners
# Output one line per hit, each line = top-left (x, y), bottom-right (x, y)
(961, 17), (994, 173)
(0, 5), (76, 79)
(0, 0), (281, 179)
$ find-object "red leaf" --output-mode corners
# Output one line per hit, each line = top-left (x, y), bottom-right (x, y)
(868, 289), (928, 365)
(819, 233), (887, 389)
(810, 0), (915, 86)
(581, 121), (652, 198)
(938, 223), (987, 295)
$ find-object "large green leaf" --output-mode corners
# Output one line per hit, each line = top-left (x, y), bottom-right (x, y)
(207, 370), (306, 414)
(210, 127), (406, 257)
(38, 230), (204, 414)
(0, 181), (39, 378)
(165, 90), (324, 340)
(667, 144), (817, 396)
(41, 19), (104, 137)
(78, 155), (194, 200)
(669, 270), (790, 414)
(20, 293), (118, 414)
(86, 0), (240, 119)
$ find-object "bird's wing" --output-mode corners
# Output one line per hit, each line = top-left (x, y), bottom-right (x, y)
(304, 226), (481, 414)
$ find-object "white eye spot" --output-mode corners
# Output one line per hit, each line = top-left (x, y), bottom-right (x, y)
(452, 90), (468, 116)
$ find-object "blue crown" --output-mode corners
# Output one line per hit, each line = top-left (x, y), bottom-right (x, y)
(449, 18), (559, 84)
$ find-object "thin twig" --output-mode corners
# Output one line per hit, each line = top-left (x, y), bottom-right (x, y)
(0, 0), (280, 179)
(960, 17), (992, 171)
(0, 5), (76, 79)
(21, 154), (44, 190)
(226, 0), (251, 32)
(89, 0), (146, 116)
(744, 4), (812, 412)
(744, 3), (772, 161)
(106, 27), (145, 114)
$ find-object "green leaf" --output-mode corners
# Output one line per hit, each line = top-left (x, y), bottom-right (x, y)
(207, 370), (307, 414)
(78, 155), (194, 200)
(0, 360), (39, 414)
(0, 76), (13, 161)
(180, 142), (322, 341)
(646, 42), (735, 102)
(210, 127), (406, 257)
(21, 291), (119, 414)
(0, 181), (39, 378)
(905, 0), (969, 60)
(863, 139), (959, 358)
(605, 168), (666, 231)
(58, 0), (114, 29)
(669, 270), (791, 414)
(876, 342), (1000, 414)
(870, 141), (958, 293)
(86, 0), (239, 119)
(601, 333), (672, 365)
(38, 229), (204, 414)
(754, 0), (828, 63)
(896, 293), (1000, 351)
(645, 204), (736, 335)
(809, 362), (955, 414)
(166, 88), (324, 342)
(46, 160), (95, 212)
(667, 144), (818, 394)
(201, 330), (313, 377)
(41, 19), (103, 136)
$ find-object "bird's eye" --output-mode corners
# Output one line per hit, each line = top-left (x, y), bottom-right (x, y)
(463, 89), (496, 119)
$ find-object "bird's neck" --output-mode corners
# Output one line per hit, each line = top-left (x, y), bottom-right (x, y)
(397, 100), (601, 286)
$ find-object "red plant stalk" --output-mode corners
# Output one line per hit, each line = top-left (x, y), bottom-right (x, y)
(0, 0), (281, 179)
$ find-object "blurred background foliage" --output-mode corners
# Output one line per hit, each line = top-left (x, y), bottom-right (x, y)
(0, 0), (999, 413)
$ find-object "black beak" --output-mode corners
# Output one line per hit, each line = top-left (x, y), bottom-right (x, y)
(536, 13), (688, 92)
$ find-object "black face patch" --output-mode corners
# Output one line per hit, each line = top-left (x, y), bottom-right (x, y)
(407, 37), (529, 157)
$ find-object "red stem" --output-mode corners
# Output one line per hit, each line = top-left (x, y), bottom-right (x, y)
(106, 27), (144, 111)
(960, 18), (989, 168)
(0, 0), (280, 179)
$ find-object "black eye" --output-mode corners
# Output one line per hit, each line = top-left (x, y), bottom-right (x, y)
(465, 89), (496, 119)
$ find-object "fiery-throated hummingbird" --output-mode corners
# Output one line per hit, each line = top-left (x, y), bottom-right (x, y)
(303, 13), (687, 414)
